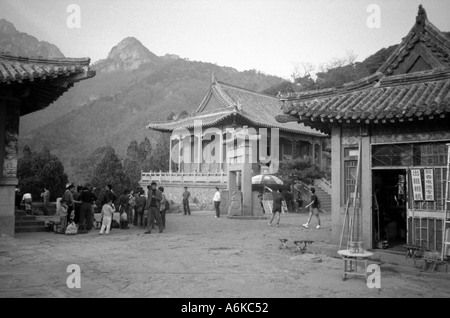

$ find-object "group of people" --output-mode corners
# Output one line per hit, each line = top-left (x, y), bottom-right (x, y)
(55, 182), (171, 235)
(268, 186), (322, 229)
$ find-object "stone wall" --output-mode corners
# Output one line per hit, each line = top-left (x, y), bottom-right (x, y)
(141, 182), (229, 213)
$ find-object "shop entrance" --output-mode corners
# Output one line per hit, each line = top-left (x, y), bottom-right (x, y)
(372, 169), (407, 251)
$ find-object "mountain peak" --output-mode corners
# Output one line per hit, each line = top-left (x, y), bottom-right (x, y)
(0, 18), (18, 34)
(0, 19), (64, 58)
(98, 36), (160, 72)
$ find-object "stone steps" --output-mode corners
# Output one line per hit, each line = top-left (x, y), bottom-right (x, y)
(15, 226), (48, 233)
(313, 187), (331, 211)
(14, 211), (48, 233)
(15, 220), (46, 227)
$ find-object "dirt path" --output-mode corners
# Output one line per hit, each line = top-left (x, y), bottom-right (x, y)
(1, 211), (449, 298)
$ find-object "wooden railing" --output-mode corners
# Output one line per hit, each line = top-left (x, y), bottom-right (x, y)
(140, 171), (227, 184)
(315, 178), (332, 195)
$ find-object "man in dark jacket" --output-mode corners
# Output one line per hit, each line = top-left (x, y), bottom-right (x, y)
(80, 187), (97, 232)
(144, 182), (163, 234)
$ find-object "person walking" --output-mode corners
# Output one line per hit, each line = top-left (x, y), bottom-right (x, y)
(134, 189), (146, 228)
(302, 187), (321, 229)
(158, 186), (167, 228)
(41, 187), (50, 215)
(268, 189), (283, 227)
(99, 197), (115, 235)
(182, 186), (191, 215)
(213, 187), (221, 218)
(80, 186), (97, 233)
(144, 182), (163, 234)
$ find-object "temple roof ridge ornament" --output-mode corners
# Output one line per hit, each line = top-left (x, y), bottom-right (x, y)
(415, 4), (427, 34)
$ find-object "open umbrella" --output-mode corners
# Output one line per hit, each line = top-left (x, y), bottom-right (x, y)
(251, 174), (284, 185)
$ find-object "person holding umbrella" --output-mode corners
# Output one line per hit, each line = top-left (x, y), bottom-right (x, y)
(268, 188), (283, 227)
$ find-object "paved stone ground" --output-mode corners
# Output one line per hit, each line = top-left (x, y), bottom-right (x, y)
(1, 211), (449, 298)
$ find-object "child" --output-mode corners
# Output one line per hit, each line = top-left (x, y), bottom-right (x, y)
(302, 187), (321, 229)
(100, 198), (115, 235)
(120, 210), (128, 229)
(58, 199), (68, 233)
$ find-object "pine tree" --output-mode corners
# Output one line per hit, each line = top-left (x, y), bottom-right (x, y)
(90, 148), (131, 196)
(17, 146), (68, 201)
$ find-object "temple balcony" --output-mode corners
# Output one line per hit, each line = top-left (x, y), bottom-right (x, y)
(140, 171), (228, 185)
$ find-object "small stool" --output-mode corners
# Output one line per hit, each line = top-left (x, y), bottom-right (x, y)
(294, 240), (313, 253)
(403, 245), (422, 259)
(279, 239), (288, 249)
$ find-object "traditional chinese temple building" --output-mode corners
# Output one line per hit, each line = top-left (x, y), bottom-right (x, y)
(277, 7), (450, 258)
(143, 76), (327, 214)
(0, 53), (94, 236)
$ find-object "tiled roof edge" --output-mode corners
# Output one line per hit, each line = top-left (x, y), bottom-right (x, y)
(0, 53), (91, 66)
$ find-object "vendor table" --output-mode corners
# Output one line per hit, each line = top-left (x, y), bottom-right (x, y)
(337, 249), (374, 282)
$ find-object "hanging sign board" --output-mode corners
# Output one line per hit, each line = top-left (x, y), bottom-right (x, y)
(424, 169), (434, 201)
(410, 169), (423, 201)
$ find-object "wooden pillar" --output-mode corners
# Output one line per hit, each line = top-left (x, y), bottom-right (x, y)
(311, 140), (316, 165)
(169, 136), (173, 173)
(360, 133), (372, 249)
(197, 135), (202, 172)
(178, 136), (181, 172)
(219, 131), (224, 172)
(318, 140), (323, 170)
(331, 126), (342, 245)
(242, 162), (252, 216)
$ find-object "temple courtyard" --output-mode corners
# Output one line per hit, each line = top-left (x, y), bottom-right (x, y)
(0, 211), (449, 298)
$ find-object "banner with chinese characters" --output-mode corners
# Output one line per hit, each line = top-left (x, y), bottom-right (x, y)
(410, 169), (423, 201)
(424, 169), (434, 201)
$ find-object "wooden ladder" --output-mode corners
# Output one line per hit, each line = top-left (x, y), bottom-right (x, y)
(442, 143), (450, 261)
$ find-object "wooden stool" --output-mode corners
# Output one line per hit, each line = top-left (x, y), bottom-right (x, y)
(294, 240), (313, 253)
(279, 239), (288, 249)
(403, 245), (422, 259)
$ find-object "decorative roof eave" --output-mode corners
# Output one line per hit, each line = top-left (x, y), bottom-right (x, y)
(277, 112), (448, 135)
(147, 109), (326, 137)
(0, 53), (95, 85)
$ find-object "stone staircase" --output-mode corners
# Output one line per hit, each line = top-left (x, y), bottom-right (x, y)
(15, 210), (48, 233)
(313, 184), (331, 212)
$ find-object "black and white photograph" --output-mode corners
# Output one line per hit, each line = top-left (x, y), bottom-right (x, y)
(0, 0), (450, 301)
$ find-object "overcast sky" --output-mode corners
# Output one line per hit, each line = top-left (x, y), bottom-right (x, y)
(2, 0), (450, 80)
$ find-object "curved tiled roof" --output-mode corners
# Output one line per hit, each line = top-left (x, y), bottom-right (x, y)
(280, 69), (450, 125)
(147, 79), (326, 137)
(277, 8), (450, 133)
(0, 53), (92, 84)
(0, 53), (95, 115)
